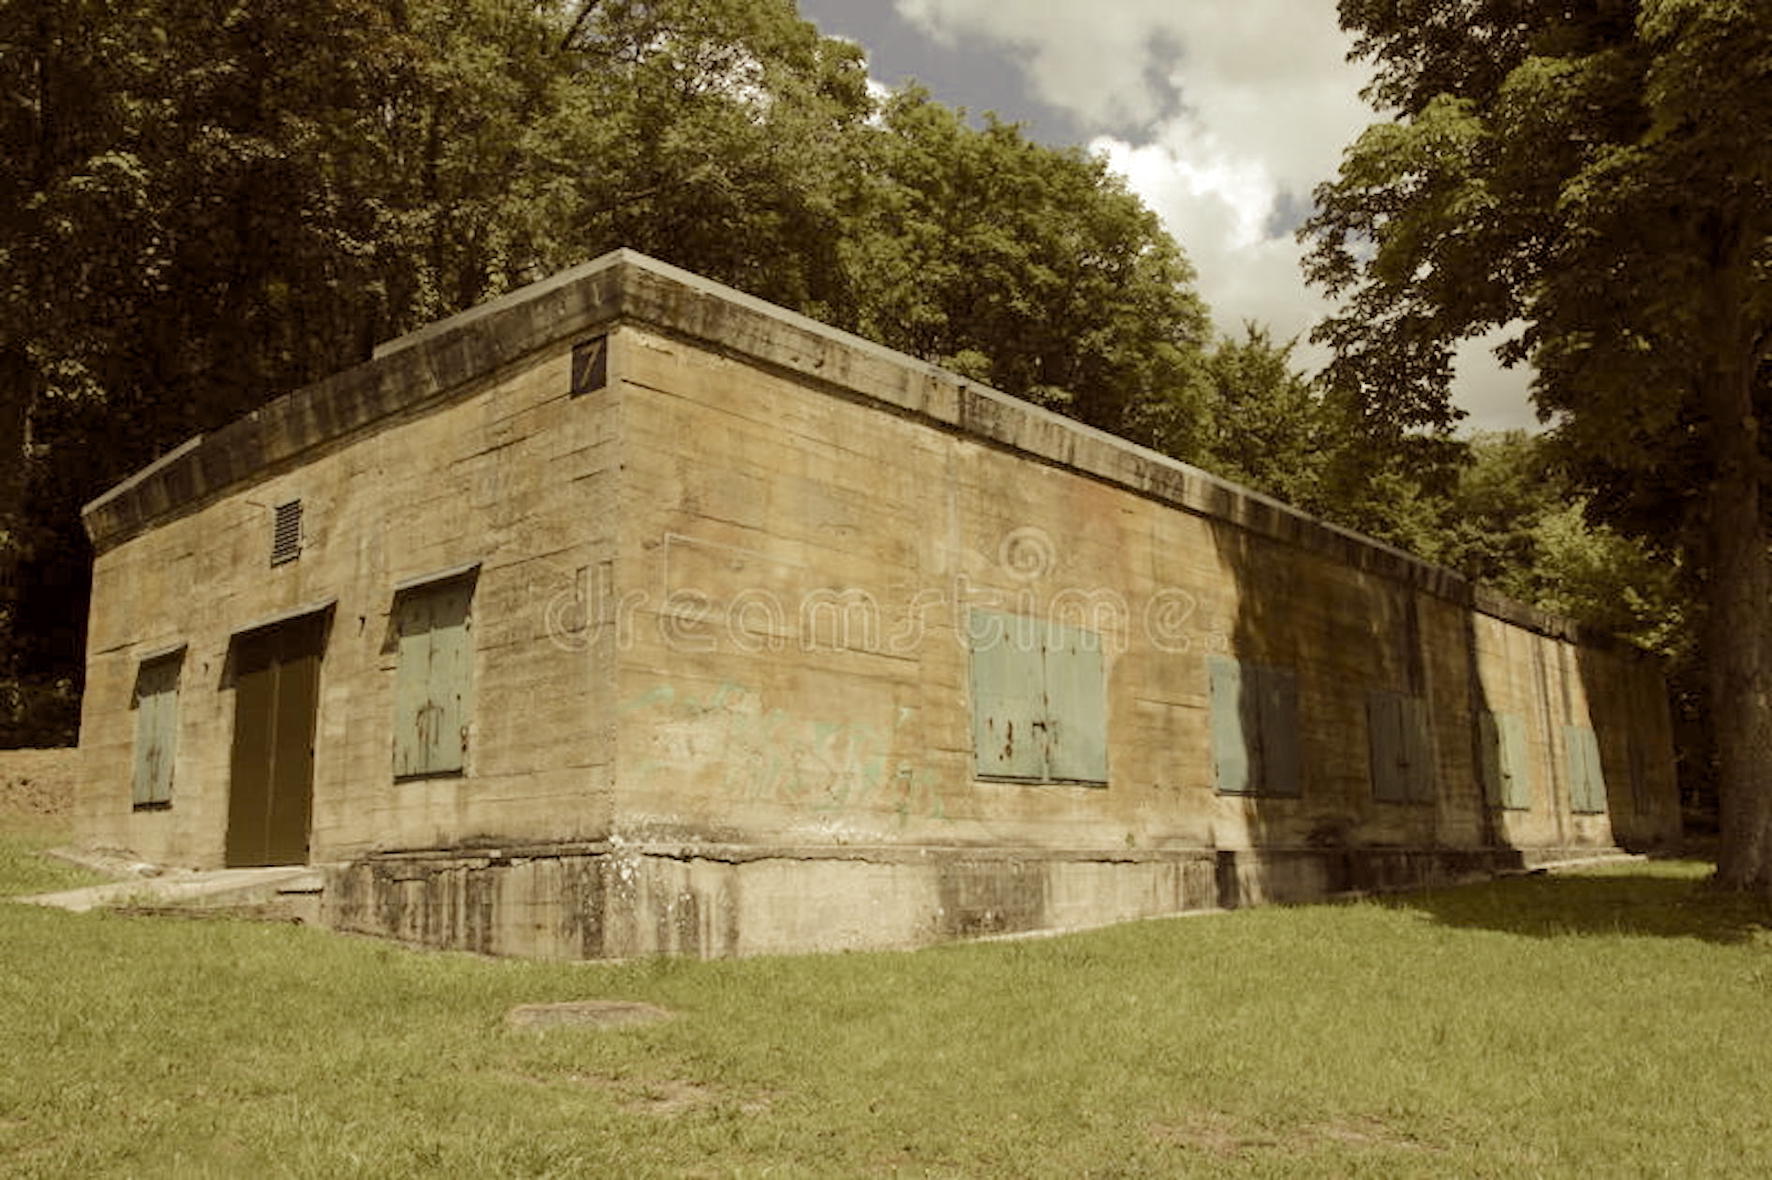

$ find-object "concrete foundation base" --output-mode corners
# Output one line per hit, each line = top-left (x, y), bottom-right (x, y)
(319, 841), (1626, 960)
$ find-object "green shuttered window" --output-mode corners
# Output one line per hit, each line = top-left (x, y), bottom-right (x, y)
(393, 578), (475, 778)
(1207, 655), (1301, 797)
(1477, 710), (1532, 810)
(1564, 724), (1607, 814)
(131, 651), (183, 808)
(968, 609), (1108, 784)
(1368, 690), (1436, 804)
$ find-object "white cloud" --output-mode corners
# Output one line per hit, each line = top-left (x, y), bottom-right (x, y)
(893, 0), (1538, 431)
(1454, 330), (1542, 434)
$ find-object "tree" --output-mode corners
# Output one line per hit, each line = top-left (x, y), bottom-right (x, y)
(844, 88), (1211, 451)
(527, 0), (874, 316)
(1304, 0), (1772, 887)
(1434, 432), (1686, 656)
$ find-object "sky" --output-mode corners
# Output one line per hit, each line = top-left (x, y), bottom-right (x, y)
(796, 0), (1539, 433)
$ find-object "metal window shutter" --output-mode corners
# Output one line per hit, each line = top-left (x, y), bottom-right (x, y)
(1588, 728), (1608, 813)
(1629, 730), (1651, 816)
(393, 590), (434, 776)
(1572, 726), (1606, 813)
(1566, 726), (1589, 812)
(1401, 696), (1436, 803)
(1368, 691), (1408, 802)
(424, 581), (473, 774)
(1477, 710), (1504, 806)
(968, 610), (1047, 779)
(1564, 725), (1606, 813)
(1209, 655), (1254, 794)
(1042, 620), (1107, 783)
(394, 581), (473, 777)
(131, 658), (180, 806)
(1499, 713), (1532, 809)
(1257, 665), (1302, 797)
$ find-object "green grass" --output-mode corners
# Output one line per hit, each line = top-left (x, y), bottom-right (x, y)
(2, 833), (1770, 1179)
(0, 818), (109, 899)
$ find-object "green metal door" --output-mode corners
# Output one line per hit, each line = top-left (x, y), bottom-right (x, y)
(226, 612), (326, 867)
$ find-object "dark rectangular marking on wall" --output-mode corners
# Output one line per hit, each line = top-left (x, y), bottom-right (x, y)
(571, 335), (609, 396)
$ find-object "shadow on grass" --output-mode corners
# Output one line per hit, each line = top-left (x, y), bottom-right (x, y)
(1379, 865), (1772, 944)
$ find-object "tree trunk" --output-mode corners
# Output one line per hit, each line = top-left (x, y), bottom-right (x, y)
(1705, 354), (1772, 892)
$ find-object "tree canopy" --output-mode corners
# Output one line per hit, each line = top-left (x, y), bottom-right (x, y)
(1306, 0), (1771, 886)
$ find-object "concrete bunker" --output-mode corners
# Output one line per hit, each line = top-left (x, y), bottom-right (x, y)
(73, 249), (1681, 957)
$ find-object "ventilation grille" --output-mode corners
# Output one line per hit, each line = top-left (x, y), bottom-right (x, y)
(271, 500), (303, 566)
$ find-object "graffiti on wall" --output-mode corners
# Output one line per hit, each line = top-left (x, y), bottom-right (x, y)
(619, 681), (951, 825)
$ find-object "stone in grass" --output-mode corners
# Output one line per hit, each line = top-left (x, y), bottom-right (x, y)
(506, 1000), (673, 1030)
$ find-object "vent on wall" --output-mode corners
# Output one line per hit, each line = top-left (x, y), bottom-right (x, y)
(271, 500), (303, 565)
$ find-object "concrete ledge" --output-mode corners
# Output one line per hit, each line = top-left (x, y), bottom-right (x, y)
(15, 865), (324, 914)
(320, 842), (1629, 960)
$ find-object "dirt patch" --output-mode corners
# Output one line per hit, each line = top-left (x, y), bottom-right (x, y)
(508, 1070), (772, 1117)
(1149, 1111), (1259, 1156)
(0, 748), (77, 821)
(597, 1077), (771, 1117)
(1151, 1112), (1438, 1157)
(506, 999), (674, 1030)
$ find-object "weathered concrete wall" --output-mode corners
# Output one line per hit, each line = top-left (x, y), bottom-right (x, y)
(603, 323), (1676, 868)
(76, 250), (1680, 956)
(322, 843), (1590, 960)
(77, 339), (621, 867)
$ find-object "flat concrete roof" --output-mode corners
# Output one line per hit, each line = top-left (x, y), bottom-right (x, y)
(81, 248), (1621, 649)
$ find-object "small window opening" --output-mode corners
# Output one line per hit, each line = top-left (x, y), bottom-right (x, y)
(571, 334), (609, 396)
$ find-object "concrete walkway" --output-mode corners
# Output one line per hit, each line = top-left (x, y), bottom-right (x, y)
(15, 865), (323, 913)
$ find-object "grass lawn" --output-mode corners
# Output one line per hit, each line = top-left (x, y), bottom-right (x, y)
(2, 828), (1770, 1178)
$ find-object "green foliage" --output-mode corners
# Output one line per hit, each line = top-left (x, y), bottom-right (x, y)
(1436, 432), (1687, 656)
(845, 88), (1211, 449)
(1308, 0), (1771, 494)
(1199, 326), (1333, 506)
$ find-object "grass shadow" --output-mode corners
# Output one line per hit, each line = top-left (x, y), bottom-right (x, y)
(1379, 862), (1772, 944)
